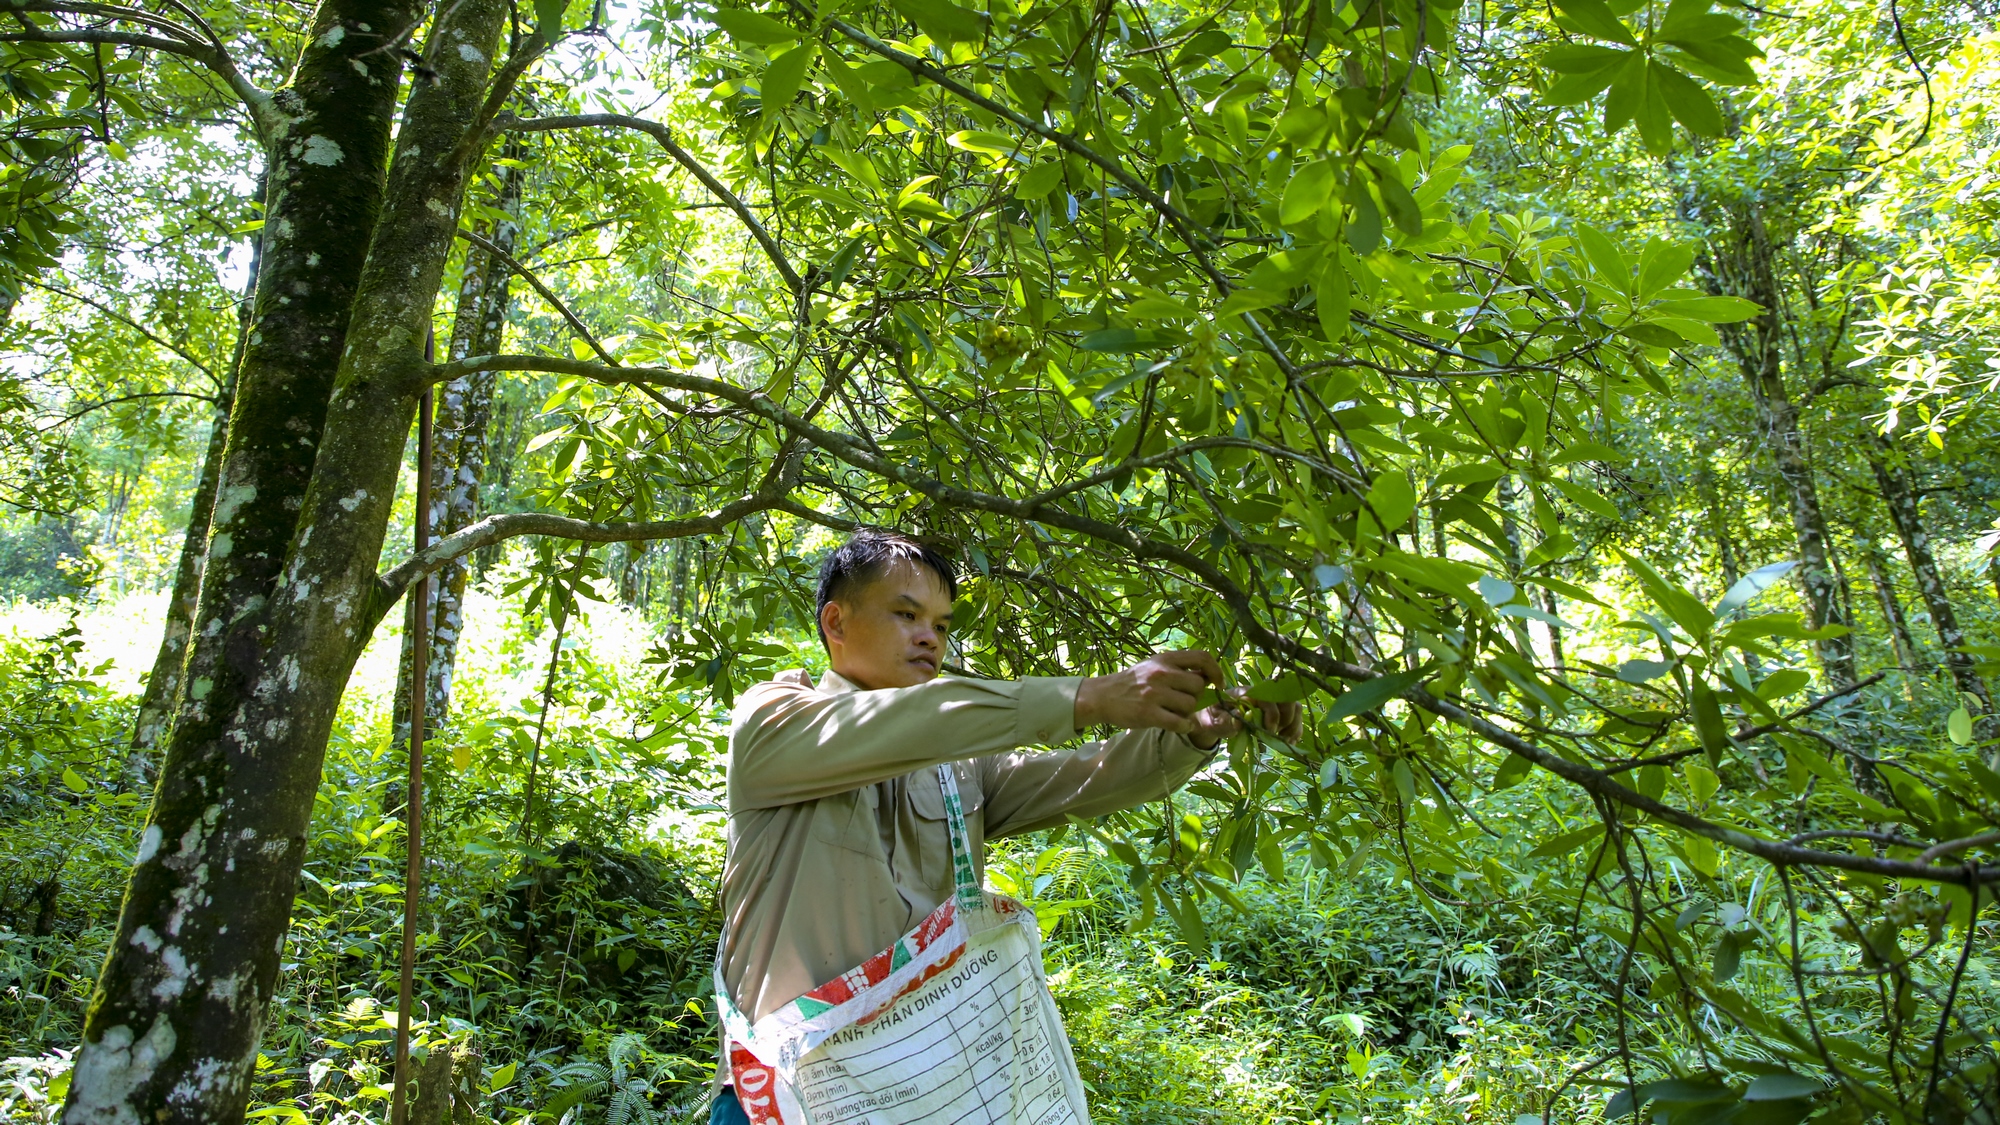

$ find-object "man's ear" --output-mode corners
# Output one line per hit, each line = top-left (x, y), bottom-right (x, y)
(819, 599), (845, 646)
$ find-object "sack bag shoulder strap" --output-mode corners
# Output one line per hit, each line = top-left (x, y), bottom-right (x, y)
(934, 764), (984, 912)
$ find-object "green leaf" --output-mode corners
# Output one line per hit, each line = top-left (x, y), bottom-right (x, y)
(1575, 225), (1629, 291)
(760, 42), (816, 111)
(535, 0), (570, 40)
(708, 6), (799, 44)
(1693, 683), (1728, 763)
(1685, 760), (1720, 802)
(1544, 55), (1628, 106)
(1527, 823), (1604, 859)
(890, 0), (988, 43)
(1684, 834), (1720, 877)
(1366, 472), (1417, 534)
(1391, 759), (1416, 804)
(1551, 0), (1637, 44)
(1617, 659), (1674, 683)
(1651, 61), (1725, 137)
(1754, 669), (1810, 701)
(1016, 160), (1064, 199)
(1248, 674), (1310, 703)
(1543, 43), (1630, 73)
(1659, 0), (1746, 43)
(821, 146), (882, 191)
(60, 766), (87, 793)
(1280, 158), (1337, 226)
(1635, 62), (1677, 154)
(1625, 552), (1715, 637)
(1324, 669), (1426, 724)
(1602, 49), (1647, 133)
(1714, 929), (1746, 981)
(1549, 477), (1621, 520)
(1949, 706), (1974, 747)
(1375, 170), (1423, 237)
(1492, 752), (1534, 790)
(946, 129), (1020, 159)
(1668, 37), (1763, 85)
(1215, 289), (1283, 319)
(1316, 264), (1351, 343)
(1655, 294), (1763, 322)
(819, 234), (866, 290)
(1743, 1073), (1822, 1101)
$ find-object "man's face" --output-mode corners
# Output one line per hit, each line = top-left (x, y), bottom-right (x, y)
(821, 560), (954, 690)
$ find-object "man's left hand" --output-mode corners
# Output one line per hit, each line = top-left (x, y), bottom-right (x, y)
(1189, 687), (1305, 750)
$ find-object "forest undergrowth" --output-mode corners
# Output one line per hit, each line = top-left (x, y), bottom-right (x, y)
(6, 576), (1994, 1124)
(0, 589), (1661, 1125)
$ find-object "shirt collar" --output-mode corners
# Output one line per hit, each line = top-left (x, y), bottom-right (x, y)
(816, 668), (860, 695)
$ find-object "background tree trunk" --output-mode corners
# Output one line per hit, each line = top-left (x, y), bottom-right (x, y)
(1711, 203), (1856, 686)
(389, 143), (521, 804)
(63, 3), (425, 1120)
(1869, 430), (1998, 740)
(130, 196), (264, 770)
(1861, 541), (1923, 672)
(1708, 200), (1867, 786)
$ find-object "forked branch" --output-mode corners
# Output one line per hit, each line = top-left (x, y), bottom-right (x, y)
(501, 112), (804, 295)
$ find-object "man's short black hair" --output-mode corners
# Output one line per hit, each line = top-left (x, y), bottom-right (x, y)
(815, 532), (959, 646)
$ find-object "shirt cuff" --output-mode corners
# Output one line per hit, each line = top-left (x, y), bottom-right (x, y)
(1016, 676), (1082, 746)
(1159, 731), (1210, 771)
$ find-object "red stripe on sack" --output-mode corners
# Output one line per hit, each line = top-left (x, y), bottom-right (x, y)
(729, 1043), (784, 1125)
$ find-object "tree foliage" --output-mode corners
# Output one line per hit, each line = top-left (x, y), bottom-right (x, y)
(4, 0), (2000, 1121)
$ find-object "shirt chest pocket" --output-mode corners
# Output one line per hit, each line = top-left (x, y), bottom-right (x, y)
(809, 784), (884, 856)
(908, 763), (986, 895)
(908, 762), (984, 823)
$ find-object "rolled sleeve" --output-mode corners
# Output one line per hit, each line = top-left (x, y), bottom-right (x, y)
(978, 727), (1212, 838)
(1015, 676), (1082, 746)
(728, 672), (1087, 811)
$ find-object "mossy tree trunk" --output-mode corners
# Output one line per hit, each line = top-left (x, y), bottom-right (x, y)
(1869, 430), (1998, 740)
(130, 192), (264, 768)
(389, 142), (521, 794)
(60, 1), (511, 1120)
(1710, 203), (1858, 690)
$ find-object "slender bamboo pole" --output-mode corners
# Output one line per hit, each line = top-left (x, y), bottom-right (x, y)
(391, 333), (436, 1125)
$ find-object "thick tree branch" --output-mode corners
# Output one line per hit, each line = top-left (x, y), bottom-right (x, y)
(501, 112), (803, 295)
(456, 227), (613, 364)
(434, 351), (1995, 886)
(374, 453), (802, 603)
(0, 5), (276, 138)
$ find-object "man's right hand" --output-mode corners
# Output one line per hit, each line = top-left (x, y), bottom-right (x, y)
(1074, 650), (1227, 734)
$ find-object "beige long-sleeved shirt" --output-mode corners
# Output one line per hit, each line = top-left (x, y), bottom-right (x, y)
(718, 668), (1210, 1023)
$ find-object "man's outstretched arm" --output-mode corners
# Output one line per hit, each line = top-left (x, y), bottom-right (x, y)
(728, 673), (1081, 810)
(981, 652), (1307, 837)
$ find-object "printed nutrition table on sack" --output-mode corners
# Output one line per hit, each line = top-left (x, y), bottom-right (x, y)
(793, 941), (1081, 1125)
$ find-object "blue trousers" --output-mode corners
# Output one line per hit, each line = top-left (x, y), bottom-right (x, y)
(709, 1088), (749, 1125)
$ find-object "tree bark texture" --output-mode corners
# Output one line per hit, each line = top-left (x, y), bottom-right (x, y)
(1861, 540), (1924, 673)
(60, 2), (497, 1120)
(130, 204), (265, 766)
(1710, 203), (1858, 692)
(390, 144), (521, 773)
(1869, 430), (1998, 734)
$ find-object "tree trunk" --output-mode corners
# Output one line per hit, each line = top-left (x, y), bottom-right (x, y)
(61, 2), (463, 1119)
(1869, 430), (1998, 739)
(388, 143), (521, 796)
(1708, 200), (1870, 790)
(1710, 203), (1857, 691)
(130, 202), (264, 767)
(1861, 541), (1923, 672)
